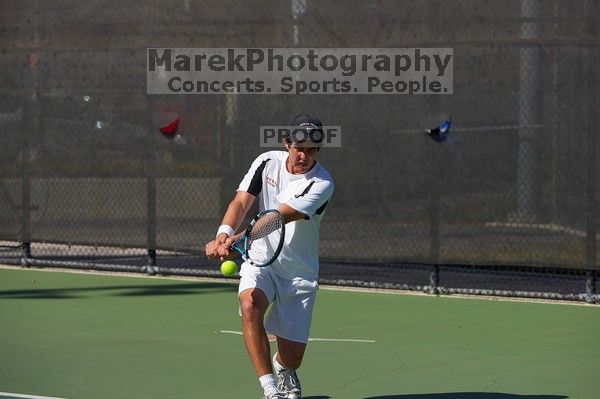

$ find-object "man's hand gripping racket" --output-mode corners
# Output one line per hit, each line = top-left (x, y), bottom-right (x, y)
(224, 209), (285, 267)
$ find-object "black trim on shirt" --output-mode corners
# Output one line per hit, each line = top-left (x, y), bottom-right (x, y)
(247, 159), (270, 196)
(314, 200), (328, 215)
(294, 181), (315, 198)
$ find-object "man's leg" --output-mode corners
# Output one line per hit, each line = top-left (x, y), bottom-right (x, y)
(239, 287), (283, 398)
(273, 337), (305, 399)
(275, 337), (306, 369)
(239, 287), (271, 375)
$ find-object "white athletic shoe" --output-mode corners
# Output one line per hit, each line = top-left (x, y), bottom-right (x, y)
(263, 391), (287, 399)
(273, 354), (302, 399)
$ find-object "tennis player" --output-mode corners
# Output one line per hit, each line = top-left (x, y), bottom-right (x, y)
(205, 114), (334, 399)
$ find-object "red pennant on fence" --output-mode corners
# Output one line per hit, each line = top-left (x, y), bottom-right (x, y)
(159, 117), (180, 138)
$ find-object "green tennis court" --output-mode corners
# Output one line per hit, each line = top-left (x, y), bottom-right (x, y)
(0, 266), (598, 399)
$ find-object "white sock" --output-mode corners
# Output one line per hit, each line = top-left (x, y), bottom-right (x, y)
(273, 353), (286, 371)
(259, 373), (277, 395)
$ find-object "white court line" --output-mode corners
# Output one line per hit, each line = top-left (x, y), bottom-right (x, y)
(219, 330), (375, 343)
(307, 337), (376, 343)
(0, 393), (67, 399)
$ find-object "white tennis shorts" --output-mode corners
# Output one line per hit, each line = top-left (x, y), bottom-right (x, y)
(238, 262), (319, 344)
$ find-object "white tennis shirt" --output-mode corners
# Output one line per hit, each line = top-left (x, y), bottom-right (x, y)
(237, 150), (334, 281)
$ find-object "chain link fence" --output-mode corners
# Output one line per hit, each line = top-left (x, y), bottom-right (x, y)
(0, 0), (598, 302)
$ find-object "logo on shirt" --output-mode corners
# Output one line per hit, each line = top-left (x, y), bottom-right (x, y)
(266, 176), (278, 188)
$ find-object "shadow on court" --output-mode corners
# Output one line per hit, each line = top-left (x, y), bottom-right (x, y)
(364, 394), (568, 399)
(0, 282), (238, 299)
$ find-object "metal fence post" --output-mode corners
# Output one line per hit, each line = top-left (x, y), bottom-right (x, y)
(426, 90), (442, 296)
(20, 242), (31, 267)
(147, 248), (157, 275)
(21, 4), (40, 267)
(586, 270), (596, 303)
(146, 96), (158, 275)
(428, 124), (441, 296)
(147, 173), (157, 273)
(430, 264), (440, 296)
(584, 24), (598, 302)
(429, 187), (440, 295)
(219, 92), (238, 218)
(20, 121), (32, 267)
(516, 0), (539, 222)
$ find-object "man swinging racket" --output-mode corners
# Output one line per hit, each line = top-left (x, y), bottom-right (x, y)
(205, 114), (334, 399)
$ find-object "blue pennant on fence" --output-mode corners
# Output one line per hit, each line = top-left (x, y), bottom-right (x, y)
(425, 118), (452, 143)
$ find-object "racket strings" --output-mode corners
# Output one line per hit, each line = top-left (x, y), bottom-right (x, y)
(248, 213), (283, 240)
(247, 212), (284, 265)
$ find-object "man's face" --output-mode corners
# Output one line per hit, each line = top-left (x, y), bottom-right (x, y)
(285, 142), (319, 174)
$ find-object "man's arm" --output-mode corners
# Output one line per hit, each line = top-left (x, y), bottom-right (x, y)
(218, 191), (256, 241)
(277, 203), (308, 224)
(205, 191), (255, 260)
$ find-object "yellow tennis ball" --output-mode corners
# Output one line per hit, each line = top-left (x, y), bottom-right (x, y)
(220, 260), (237, 277)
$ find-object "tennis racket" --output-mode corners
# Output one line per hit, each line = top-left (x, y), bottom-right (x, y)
(229, 209), (285, 267)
